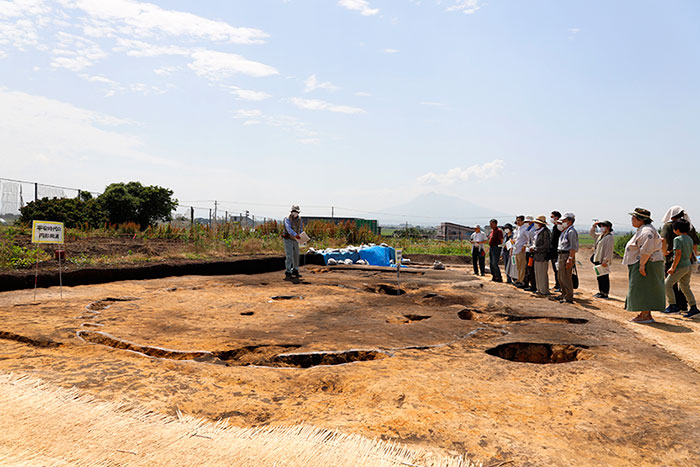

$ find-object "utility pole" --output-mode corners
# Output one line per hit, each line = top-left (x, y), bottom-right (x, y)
(213, 201), (218, 228)
(331, 206), (334, 219)
(208, 208), (212, 227)
(190, 207), (194, 226)
(34, 182), (38, 202)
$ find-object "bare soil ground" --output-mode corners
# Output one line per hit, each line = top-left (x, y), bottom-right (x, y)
(1, 250), (699, 466)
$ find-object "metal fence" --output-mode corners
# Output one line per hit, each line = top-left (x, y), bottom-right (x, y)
(0, 177), (278, 227)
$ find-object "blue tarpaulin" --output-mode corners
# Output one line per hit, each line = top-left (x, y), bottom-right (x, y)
(321, 245), (396, 267)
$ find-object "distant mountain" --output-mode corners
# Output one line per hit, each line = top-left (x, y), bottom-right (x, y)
(377, 192), (508, 227)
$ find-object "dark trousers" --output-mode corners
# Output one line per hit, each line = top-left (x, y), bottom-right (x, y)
(490, 246), (502, 281)
(666, 257), (688, 310)
(551, 256), (560, 288)
(593, 261), (610, 295)
(524, 252), (536, 288)
(472, 249), (485, 275)
(596, 275), (610, 295)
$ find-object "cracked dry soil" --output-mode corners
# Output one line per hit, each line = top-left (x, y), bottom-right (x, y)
(1, 264), (699, 466)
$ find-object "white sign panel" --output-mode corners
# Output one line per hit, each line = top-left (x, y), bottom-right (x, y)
(32, 220), (65, 244)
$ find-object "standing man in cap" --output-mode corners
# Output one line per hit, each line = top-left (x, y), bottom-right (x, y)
(556, 212), (579, 303)
(470, 225), (487, 276)
(283, 205), (303, 281)
(512, 215), (528, 286)
(549, 211), (563, 292)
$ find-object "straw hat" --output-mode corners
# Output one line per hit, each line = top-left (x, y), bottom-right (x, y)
(629, 207), (652, 221)
(533, 215), (547, 225)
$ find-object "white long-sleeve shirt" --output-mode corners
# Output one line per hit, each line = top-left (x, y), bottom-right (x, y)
(513, 223), (533, 254)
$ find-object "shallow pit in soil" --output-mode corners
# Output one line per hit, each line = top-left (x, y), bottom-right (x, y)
(365, 284), (406, 295)
(485, 342), (588, 364)
(386, 314), (432, 324)
(457, 309), (587, 325)
(77, 331), (388, 368)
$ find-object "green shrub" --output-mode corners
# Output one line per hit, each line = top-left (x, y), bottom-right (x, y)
(614, 233), (633, 258)
(19, 196), (107, 229)
(0, 227), (51, 269)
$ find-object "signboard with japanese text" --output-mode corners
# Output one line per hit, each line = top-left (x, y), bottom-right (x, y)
(32, 220), (65, 244)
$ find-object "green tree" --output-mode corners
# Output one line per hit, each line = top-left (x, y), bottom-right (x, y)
(98, 182), (178, 229)
(18, 196), (107, 229)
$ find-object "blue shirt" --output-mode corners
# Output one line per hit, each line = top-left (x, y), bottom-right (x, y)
(284, 217), (299, 237)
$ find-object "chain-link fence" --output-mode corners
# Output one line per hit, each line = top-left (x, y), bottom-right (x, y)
(0, 178), (278, 227)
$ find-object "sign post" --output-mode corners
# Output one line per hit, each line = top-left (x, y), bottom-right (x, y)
(395, 248), (403, 296)
(31, 220), (65, 299)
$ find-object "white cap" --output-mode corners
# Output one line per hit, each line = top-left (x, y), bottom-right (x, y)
(524, 216), (534, 222)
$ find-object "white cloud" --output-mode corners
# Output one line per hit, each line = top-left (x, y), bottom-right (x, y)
(337, 0), (378, 16)
(50, 31), (106, 70)
(298, 137), (320, 145)
(113, 38), (189, 57)
(354, 91), (371, 97)
(57, 0), (269, 44)
(222, 86), (271, 101)
(233, 108), (319, 142)
(444, 0), (482, 15)
(234, 109), (263, 119)
(288, 97), (365, 115)
(153, 65), (181, 76)
(0, 88), (179, 171)
(304, 74), (339, 93)
(383, 48), (399, 54)
(420, 101), (446, 107)
(568, 27), (581, 40)
(79, 72), (170, 96)
(417, 160), (505, 185)
(188, 50), (278, 80)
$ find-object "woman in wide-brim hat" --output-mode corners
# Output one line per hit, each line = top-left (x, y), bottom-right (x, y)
(622, 208), (665, 323)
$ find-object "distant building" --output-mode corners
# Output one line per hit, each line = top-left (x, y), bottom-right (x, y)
(436, 222), (475, 241)
(303, 216), (379, 234)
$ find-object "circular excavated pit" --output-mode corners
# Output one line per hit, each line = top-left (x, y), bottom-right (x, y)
(386, 314), (432, 324)
(486, 342), (588, 364)
(268, 350), (390, 368)
(365, 284), (406, 295)
(457, 309), (588, 325)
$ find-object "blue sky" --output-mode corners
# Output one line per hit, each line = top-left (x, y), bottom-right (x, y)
(1, 0), (699, 226)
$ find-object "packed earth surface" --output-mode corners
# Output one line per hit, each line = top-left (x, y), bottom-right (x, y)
(1, 248), (699, 466)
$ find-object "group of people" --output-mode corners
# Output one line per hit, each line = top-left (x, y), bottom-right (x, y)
(282, 204), (700, 324)
(471, 211), (581, 304)
(470, 206), (699, 323)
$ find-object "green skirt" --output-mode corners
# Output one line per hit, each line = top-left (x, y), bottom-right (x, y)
(625, 261), (665, 311)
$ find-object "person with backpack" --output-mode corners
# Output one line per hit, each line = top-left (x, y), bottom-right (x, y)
(663, 218), (699, 318)
(660, 206), (699, 312)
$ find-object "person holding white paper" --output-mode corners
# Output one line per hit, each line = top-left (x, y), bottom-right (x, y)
(590, 220), (614, 299)
(283, 205), (304, 281)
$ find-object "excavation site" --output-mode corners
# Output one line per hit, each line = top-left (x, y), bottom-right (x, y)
(1, 261), (699, 466)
